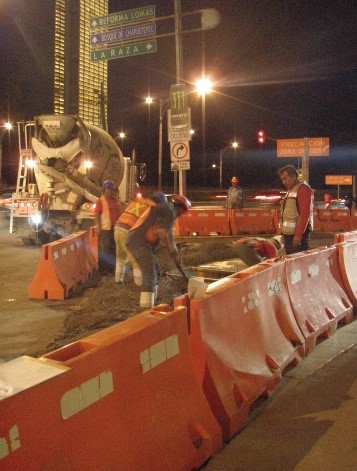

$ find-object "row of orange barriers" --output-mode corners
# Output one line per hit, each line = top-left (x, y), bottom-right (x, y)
(175, 241), (355, 442)
(175, 207), (357, 236)
(1, 233), (356, 469)
(27, 227), (98, 300)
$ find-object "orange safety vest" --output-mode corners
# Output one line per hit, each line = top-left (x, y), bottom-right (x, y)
(99, 196), (112, 230)
(115, 198), (154, 230)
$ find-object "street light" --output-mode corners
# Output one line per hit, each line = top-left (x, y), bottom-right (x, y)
(118, 131), (126, 154)
(0, 122), (13, 184)
(219, 141), (239, 190)
(195, 77), (212, 185)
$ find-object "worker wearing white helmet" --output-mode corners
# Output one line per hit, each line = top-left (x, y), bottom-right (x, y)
(227, 176), (243, 209)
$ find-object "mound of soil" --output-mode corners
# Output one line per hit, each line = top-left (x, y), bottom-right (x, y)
(46, 239), (243, 353)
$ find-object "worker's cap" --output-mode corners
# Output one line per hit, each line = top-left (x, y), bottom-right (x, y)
(103, 180), (115, 190)
(171, 194), (191, 212)
(152, 192), (168, 204)
(231, 176), (239, 183)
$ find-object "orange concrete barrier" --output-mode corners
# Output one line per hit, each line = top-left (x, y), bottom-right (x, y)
(0, 306), (222, 470)
(230, 209), (276, 235)
(337, 240), (357, 308)
(285, 246), (354, 354)
(177, 265), (301, 441)
(28, 230), (96, 300)
(175, 208), (230, 236)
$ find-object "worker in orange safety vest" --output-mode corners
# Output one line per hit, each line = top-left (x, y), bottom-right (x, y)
(94, 180), (122, 274)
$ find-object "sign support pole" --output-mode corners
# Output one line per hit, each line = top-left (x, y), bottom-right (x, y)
(174, 0), (185, 196)
(302, 137), (309, 183)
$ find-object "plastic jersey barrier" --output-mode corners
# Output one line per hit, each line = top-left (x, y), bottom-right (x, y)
(175, 209), (230, 236)
(313, 208), (351, 233)
(337, 240), (357, 307)
(88, 225), (99, 264)
(28, 229), (97, 300)
(0, 305), (222, 471)
(334, 229), (357, 244)
(232, 258), (307, 356)
(285, 246), (354, 354)
(230, 209), (276, 235)
(177, 266), (301, 441)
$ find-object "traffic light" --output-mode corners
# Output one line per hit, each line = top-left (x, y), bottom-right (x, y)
(258, 130), (265, 144)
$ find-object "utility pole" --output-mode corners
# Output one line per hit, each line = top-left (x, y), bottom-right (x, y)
(174, 0), (185, 196)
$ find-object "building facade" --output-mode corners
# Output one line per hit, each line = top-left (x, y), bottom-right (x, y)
(54, 0), (108, 128)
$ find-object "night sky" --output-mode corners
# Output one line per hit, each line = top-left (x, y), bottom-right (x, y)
(0, 0), (356, 190)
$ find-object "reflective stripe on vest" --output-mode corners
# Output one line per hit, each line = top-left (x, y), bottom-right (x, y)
(100, 196), (112, 230)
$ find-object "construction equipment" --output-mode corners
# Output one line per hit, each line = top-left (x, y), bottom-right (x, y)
(10, 115), (145, 244)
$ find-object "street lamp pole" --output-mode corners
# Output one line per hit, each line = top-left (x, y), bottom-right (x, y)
(158, 99), (164, 191)
(219, 141), (239, 190)
(219, 148), (224, 190)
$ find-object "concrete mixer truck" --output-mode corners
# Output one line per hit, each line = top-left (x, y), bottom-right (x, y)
(9, 115), (146, 244)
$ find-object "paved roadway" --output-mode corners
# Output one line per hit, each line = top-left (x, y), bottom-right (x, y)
(0, 210), (356, 470)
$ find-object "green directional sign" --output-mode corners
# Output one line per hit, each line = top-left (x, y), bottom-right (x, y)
(90, 6), (155, 30)
(91, 40), (157, 62)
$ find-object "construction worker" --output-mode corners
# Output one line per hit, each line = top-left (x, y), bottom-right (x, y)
(227, 176), (243, 209)
(94, 180), (122, 274)
(278, 165), (314, 255)
(234, 236), (284, 266)
(113, 192), (167, 284)
(126, 194), (191, 309)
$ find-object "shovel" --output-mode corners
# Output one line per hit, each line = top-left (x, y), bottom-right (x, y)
(169, 252), (208, 299)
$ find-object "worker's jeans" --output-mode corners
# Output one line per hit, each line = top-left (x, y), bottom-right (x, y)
(283, 229), (311, 255)
(98, 229), (116, 273)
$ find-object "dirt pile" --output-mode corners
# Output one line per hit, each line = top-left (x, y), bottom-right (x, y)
(46, 239), (242, 353)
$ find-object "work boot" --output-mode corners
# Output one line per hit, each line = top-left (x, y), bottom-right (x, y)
(140, 292), (155, 308)
(115, 262), (125, 284)
(133, 267), (143, 286)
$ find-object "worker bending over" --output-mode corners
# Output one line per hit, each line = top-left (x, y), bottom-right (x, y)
(126, 194), (191, 308)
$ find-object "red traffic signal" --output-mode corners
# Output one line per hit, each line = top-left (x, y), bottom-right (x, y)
(258, 130), (265, 144)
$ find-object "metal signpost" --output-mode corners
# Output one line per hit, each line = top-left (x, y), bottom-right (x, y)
(89, 3), (221, 195)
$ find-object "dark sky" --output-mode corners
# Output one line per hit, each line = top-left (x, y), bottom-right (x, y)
(0, 0), (356, 189)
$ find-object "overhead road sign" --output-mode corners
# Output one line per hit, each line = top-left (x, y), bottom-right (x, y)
(91, 22), (156, 47)
(90, 6), (155, 30)
(277, 137), (330, 157)
(91, 40), (157, 62)
(325, 175), (353, 185)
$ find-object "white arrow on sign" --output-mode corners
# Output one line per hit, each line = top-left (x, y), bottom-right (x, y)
(170, 141), (190, 161)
